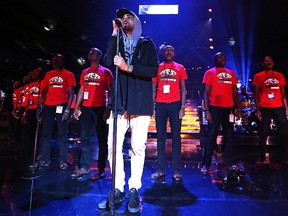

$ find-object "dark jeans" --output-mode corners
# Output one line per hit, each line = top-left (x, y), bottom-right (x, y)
(8, 112), (22, 143)
(155, 101), (182, 173)
(21, 108), (38, 163)
(203, 105), (235, 167)
(259, 107), (288, 159)
(39, 105), (68, 164)
(79, 106), (108, 171)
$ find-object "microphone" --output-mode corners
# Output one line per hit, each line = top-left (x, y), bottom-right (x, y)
(114, 18), (122, 27)
(36, 58), (50, 65)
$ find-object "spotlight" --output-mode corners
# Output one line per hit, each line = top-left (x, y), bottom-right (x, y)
(251, 121), (258, 128)
(77, 57), (86, 66)
(43, 19), (55, 31)
(139, 5), (179, 15)
(228, 38), (236, 46)
(44, 26), (50, 31)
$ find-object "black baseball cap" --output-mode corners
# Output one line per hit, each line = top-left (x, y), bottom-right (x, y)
(116, 8), (134, 18)
(213, 52), (225, 60)
(90, 47), (102, 56)
(162, 44), (174, 52)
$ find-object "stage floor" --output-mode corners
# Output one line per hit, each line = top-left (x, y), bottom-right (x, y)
(0, 131), (288, 216)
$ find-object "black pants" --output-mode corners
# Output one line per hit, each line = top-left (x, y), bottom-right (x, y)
(203, 105), (235, 167)
(79, 106), (108, 171)
(259, 107), (288, 160)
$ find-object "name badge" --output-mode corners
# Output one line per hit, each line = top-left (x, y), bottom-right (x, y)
(56, 105), (63, 114)
(229, 113), (235, 123)
(163, 84), (170, 94)
(84, 92), (89, 100)
(268, 92), (274, 100)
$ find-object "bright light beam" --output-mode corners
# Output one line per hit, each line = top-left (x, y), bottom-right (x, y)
(139, 5), (179, 15)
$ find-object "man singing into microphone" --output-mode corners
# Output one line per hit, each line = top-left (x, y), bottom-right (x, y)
(97, 8), (158, 213)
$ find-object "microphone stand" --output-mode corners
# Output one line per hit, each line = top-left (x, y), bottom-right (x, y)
(109, 24), (121, 215)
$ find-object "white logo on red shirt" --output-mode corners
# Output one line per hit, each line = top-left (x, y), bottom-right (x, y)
(159, 69), (177, 82)
(217, 72), (232, 84)
(49, 76), (63, 88)
(264, 78), (279, 88)
(84, 73), (100, 85)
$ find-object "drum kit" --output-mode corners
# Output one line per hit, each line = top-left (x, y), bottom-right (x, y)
(234, 97), (278, 134)
(234, 98), (260, 134)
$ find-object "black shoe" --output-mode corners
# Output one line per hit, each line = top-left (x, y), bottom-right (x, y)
(127, 188), (140, 213)
(150, 171), (165, 180)
(200, 165), (209, 176)
(97, 188), (126, 210)
(59, 161), (68, 170)
(228, 162), (246, 173)
(91, 170), (106, 181)
(172, 173), (183, 183)
(71, 168), (89, 178)
(33, 161), (50, 170)
(28, 163), (38, 170)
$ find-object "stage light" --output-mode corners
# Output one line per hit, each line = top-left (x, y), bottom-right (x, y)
(44, 26), (50, 31)
(209, 46), (214, 49)
(43, 18), (55, 31)
(77, 57), (86, 66)
(139, 5), (179, 15)
(228, 38), (236, 46)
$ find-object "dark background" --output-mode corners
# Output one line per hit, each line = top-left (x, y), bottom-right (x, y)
(1, 0), (288, 92)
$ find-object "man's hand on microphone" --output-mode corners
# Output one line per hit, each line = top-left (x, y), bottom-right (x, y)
(112, 19), (121, 34)
(114, 53), (130, 73)
(113, 18), (122, 27)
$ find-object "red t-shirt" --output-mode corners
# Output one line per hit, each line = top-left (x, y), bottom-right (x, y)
(80, 65), (113, 107)
(152, 61), (187, 103)
(252, 70), (286, 108)
(70, 94), (77, 109)
(27, 81), (41, 110)
(20, 84), (30, 108)
(13, 88), (22, 109)
(202, 67), (238, 107)
(41, 69), (76, 106)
